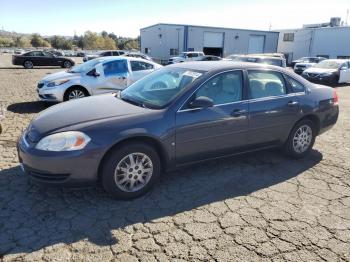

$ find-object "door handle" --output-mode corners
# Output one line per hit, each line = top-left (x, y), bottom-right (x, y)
(231, 109), (246, 117)
(288, 101), (299, 107)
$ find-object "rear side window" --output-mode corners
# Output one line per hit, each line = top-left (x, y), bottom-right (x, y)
(285, 75), (305, 93)
(103, 60), (128, 76)
(248, 71), (286, 99)
(112, 51), (120, 56)
(131, 61), (154, 71)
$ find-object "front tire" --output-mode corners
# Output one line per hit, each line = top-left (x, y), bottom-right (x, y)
(63, 87), (88, 101)
(101, 143), (161, 200)
(283, 119), (316, 158)
(23, 60), (33, 69)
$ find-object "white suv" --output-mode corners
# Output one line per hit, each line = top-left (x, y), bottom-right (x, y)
(168, 51), (204, 64)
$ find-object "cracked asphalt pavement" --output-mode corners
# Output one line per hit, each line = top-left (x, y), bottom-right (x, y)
(0, 54), (350, 261)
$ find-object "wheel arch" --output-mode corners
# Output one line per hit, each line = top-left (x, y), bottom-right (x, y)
(97, 135), (169, 182)
(295, 114), (321, 135)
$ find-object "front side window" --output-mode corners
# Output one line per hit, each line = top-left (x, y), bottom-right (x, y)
(131, 61), (154, 71)
(121, 68), (203, 108)
(112, 51), (120, 56)
(43, 52), (54, 57)
(103, 60), (128, 77)
(248, 71), (286, 99)
(285, 75), (305, 93)
(194, 71), (242, 105)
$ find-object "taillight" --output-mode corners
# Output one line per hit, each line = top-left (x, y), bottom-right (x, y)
(333, 90), (339, 105)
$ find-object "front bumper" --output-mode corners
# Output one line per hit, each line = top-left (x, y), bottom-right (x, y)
(17, 133), (101, 186)
(37, 83), (68, 102)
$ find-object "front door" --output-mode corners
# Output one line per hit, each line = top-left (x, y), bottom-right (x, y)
(92, 60), (129, 95)
(339, 62), (350, 83)
(247, 70), (300, 146)
(175, 70), (249, 164)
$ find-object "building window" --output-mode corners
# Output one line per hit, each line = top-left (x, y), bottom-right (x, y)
(170, 48), (179, 56)
(283, 33), (294, 42)
(337, 55), (350, 59)
(318, 55), (329, 59)
(144, 48), (150, 54)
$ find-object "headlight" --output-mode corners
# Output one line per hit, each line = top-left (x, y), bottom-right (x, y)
(46, 79), (70, 88)
(35, 131), (91, 151)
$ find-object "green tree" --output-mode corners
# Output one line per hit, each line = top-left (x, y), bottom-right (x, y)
(30, 33), (51, 47)
(0, 37), (14, 47)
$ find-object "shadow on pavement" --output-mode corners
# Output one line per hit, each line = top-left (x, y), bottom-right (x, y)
(7, 101), (52, 114)
(0, 149), (323, 256)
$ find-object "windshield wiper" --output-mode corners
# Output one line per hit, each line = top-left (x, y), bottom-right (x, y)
(120, 96), (144, 107)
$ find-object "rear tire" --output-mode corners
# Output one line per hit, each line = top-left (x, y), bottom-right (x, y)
(283, 119), (316, 158)
(23, 60), (33, 69)
(101, 143), (161, 200)
(62, 60), (72, 68)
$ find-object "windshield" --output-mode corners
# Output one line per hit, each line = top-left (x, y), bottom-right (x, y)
(260, 58), (282, 67)
(120, 67), (204, 109)
(68, 59), (103, 73)
(314, 60), (342, 69)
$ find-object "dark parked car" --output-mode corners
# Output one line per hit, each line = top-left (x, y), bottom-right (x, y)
(18, 62), (339, 199)
(83, 50), (126, 62)
(198, 55), (222, 61)
(12, 51), (75, 69)
(302, 59), (350, 85)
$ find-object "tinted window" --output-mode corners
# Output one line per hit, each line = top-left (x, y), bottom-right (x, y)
(103, 60), (128, 76)
(43, 52), (54, 57)
(130, 61), (154, 71)
(27, 51), (44, 57)
(194, 71), (242, 105)
(112, 51), (120, 56)
(285, 75), (305, 93)
(102, 51), (112, 56)
(187, 53), (198, 58)
(248, 71), (286, 99)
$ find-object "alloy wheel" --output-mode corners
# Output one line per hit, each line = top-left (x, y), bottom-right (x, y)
(114, 152), (153, 192)
(68, 89), (85, 100)
(293, 125), (312, 154)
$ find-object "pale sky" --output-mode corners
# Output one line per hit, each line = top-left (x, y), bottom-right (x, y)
(0, 0), (349, 37)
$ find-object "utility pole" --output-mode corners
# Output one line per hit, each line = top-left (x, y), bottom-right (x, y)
(176, 28), (180, 54)
(346, 9), (349, 26)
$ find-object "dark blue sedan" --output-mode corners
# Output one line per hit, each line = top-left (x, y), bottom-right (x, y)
(18, 62), (339, 199)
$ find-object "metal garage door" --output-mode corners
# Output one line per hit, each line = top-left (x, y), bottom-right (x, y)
(248, 35), (265, 53)
(204, 32), (224, 47)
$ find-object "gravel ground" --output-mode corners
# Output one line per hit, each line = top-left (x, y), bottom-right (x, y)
(0, 54), (350, 261)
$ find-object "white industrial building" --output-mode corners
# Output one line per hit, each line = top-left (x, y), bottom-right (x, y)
(140, 23), (279, 62)
(278, 18), (350, 64)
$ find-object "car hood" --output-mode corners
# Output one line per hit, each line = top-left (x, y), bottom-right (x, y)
(303, 67), (337, 74)
(27, 94), (148, 141)
(40, 71), (81, 83)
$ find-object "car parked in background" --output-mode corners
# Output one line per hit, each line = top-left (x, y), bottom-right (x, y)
(294, 57), (326, 74)
(12, 51), (75, 69)
(228, 55), (286, 67)
(123, 52), (153, 61)
(168, 51), (204, 64)
(197, 55), (222, 61)
(291, 57), (324, 68)
(83, 50), (127, 62)
(302, 59), (350, 85)
(19, 61), (338, 199)
(37, 57), (162, 102)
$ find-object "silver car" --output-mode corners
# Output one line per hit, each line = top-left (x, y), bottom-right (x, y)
(37, 57), (162, 102)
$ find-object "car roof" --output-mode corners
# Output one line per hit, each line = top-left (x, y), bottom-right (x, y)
(95, 56), (154, 63)
(236, 55), (282, 60)
(167, 61), (286, 72)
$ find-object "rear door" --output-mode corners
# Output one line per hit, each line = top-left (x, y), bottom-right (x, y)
(175, 70), (249, 164)
(129, 61), (155, 84)
(42, 51), (60, 66)
(30, 51), (46, 66)
(247, 70), (300, 146)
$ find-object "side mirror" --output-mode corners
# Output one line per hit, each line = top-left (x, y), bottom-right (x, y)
(87, 68), (100, 77)
(189, 96), (214, 109)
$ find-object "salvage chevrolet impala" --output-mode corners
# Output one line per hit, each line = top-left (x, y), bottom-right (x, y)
(18, 62), (339, 199)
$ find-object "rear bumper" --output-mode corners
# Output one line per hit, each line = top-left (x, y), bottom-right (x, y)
(318, 105), (339, 135)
